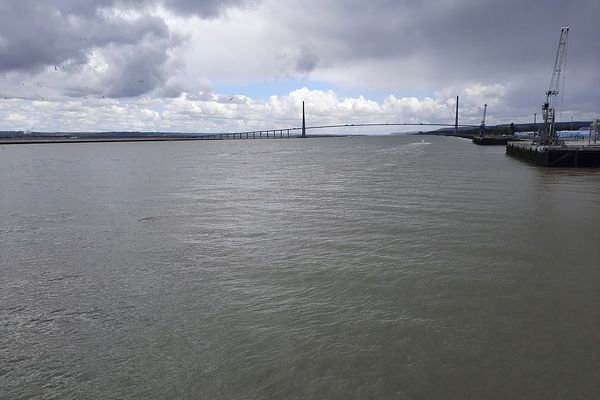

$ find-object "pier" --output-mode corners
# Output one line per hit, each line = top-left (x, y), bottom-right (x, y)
(473, 136), (520, 146)
(506, 141), (600, 167)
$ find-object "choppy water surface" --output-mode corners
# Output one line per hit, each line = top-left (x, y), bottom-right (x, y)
(1, 136), (599, 399)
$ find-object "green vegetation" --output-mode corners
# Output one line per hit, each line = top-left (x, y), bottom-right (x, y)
(426, 121), (592, 138)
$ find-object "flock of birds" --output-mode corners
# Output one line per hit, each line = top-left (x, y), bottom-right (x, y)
(3, 38), (239, 104)
(3, 38), (150, 102)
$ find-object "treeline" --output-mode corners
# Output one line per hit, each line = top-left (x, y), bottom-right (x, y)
(428, 121), (592, 137)
(0, 131), (208, 138)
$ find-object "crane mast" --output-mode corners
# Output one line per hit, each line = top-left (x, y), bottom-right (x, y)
(540, 26), (569, 145)
(479, 104), (487, 136)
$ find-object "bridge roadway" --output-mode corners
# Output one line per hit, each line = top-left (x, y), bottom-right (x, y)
(0, 123), (481, 145)
(199, 122), (480, 140)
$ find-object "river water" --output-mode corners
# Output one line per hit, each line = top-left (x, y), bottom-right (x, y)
(1, 136), (599, 399)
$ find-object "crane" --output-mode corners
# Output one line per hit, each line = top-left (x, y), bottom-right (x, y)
(540, 26), (569, 145)
(479, 104), (487, 136)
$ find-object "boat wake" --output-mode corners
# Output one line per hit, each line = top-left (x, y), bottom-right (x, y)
(408, 140), (431, 146)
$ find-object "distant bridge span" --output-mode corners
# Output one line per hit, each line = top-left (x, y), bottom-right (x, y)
(199, 122), (480, 140)
(201, 98), (477, 139)
(283, 122), (478, 132)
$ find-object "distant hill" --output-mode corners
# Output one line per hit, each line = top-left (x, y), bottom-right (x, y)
(419, 121), (593, 138)
(0, 131), (209, 139)
(1, 121), (593, 139)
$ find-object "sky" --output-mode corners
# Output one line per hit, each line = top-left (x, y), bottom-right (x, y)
(0, 0), (598, 133)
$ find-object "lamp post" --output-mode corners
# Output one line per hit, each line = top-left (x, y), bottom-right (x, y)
(570, 116), (573, 131)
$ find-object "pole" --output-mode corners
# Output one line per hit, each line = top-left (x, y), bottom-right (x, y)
(570, 116), (573, 131)
(302, 101), (306, 138)
(479, 104), (487, 137)
(454, 96), (459, 136)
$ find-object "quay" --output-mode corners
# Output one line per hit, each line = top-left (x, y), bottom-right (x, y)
(473, 135), (520, 146)
(506, 140), (600, 167)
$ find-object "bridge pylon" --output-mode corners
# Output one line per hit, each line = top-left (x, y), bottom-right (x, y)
(302, 101), (306, 137)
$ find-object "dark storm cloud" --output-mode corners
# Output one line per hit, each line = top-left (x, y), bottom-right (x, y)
(295, 47), (319, 73)
(0, 0), (253, 73)
(162, 0), (257, 17)
(278, 0), (599, 112)
(0, 1), (170, 73)
(0, 0), (597, 115)
(292, 0), (599, 75)
(0, 0), (253, 98)
(100, 38), (175, 98)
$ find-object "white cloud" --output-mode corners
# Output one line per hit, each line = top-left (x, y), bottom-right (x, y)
(6, 112), (28, 123)
(0, 84), (531, 133)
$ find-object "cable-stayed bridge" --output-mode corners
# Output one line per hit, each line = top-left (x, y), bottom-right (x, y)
(198, 98), (476, 139)
(196, 122), (479, 140)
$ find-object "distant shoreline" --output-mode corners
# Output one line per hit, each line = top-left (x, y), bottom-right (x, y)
(0, 137), (215, 145)
(0, 134), (357, 145)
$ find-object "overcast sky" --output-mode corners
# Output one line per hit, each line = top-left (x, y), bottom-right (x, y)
(0, 0), (598, 133)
